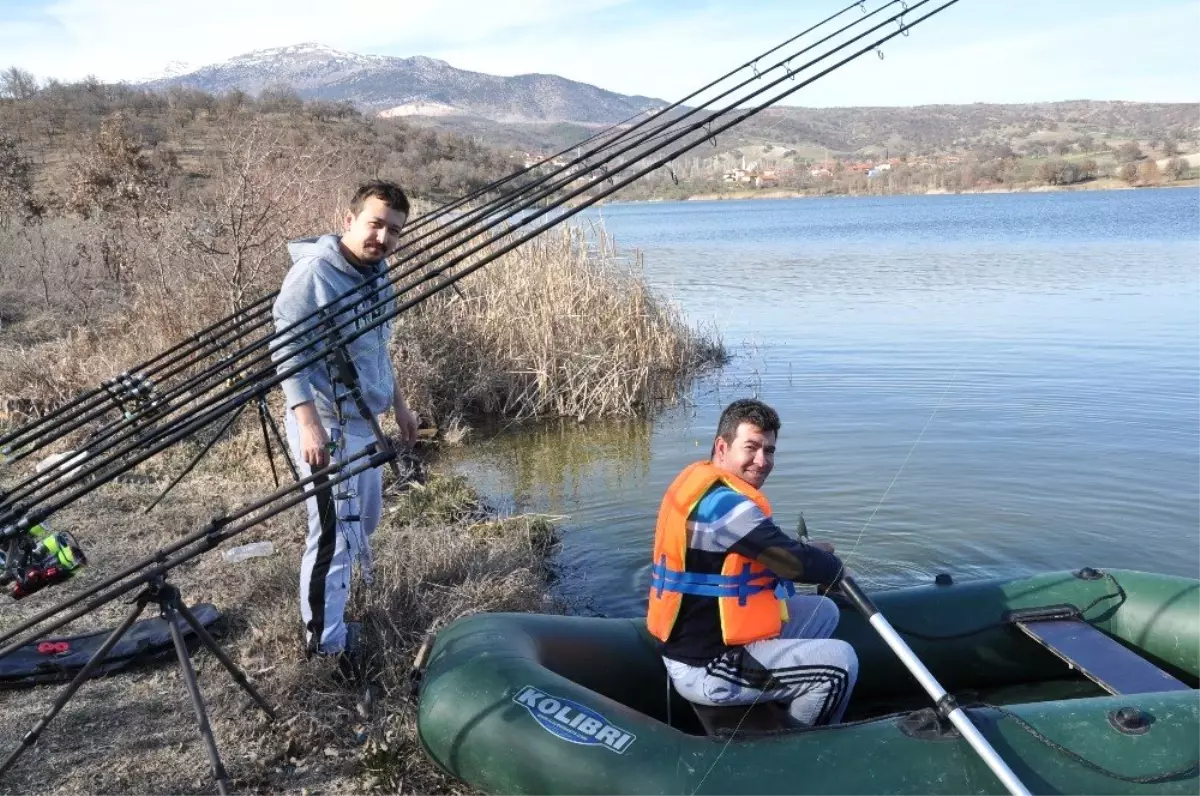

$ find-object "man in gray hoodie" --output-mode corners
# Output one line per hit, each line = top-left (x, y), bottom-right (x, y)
(271, 180), (419, 660)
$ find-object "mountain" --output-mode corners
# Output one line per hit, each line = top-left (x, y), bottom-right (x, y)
(400, 99), (1200, 164)
(136, 43), (1197, 160)
(139, 43), (666, 125)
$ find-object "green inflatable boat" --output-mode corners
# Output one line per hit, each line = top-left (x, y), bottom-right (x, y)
(416, 568), (1199, 794)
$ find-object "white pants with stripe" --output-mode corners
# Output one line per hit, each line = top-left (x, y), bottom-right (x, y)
(285, 411), (382, 655)
(664, 594), (859, 727)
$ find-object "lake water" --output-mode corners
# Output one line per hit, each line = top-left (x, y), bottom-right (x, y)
(449, 188), (1200, 618)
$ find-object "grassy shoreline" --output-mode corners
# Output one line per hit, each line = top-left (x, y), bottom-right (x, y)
(0, 93), (724, 790)
(0, 206), (721, 792)
(615, 177), (1200, 205)
(0, 448), (562, 794)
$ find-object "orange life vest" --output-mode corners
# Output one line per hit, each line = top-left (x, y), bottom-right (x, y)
(646, 461), (791, 647)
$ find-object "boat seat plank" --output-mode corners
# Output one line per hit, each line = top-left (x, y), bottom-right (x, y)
(1015, 618), (1191, 696)
(690, 700), (791, 736)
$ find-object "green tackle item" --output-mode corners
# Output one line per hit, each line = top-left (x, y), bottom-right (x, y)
(5, 524), (87, 600)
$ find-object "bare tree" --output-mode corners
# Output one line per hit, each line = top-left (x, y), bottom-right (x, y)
(1163, 157), (1188, 181)
(0, 66), (38, 100)
(170, 120), (349, 312)
(1034, 159), (1082, 186)
(64, 114), (176, 283)
(257, 84), (304, 114)
(1137, 159), (1160, 184)
(1115, 141), (1143, 163)
(66, 113), (173, 220)
(0, 134), (44, 226)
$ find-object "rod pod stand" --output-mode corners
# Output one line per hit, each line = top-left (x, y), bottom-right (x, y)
(256, 392), (299, 488)
(321, 317), (403, 482)
(837, 575), (1032, 796)
(0, 575), (275, 796)
(142, 390), (299, 514)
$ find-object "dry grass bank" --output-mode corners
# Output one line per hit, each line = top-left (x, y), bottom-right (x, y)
(0, 217), (722, 432)
(0, 436), (559, 794)
(0, 101), (723, 795)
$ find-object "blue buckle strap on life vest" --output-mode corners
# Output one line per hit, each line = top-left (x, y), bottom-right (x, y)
(651, 558), (780, 606)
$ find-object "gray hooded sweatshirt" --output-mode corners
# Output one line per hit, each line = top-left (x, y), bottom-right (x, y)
(271, 234), (396, 436)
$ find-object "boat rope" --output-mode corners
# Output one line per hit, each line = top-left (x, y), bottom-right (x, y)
(886, 570), (1127, 641)
(968, 702), (1199, 784)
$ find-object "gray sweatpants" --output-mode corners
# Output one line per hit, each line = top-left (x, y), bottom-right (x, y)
(285, 411), (382, 655)
(664, 594), (859, 727)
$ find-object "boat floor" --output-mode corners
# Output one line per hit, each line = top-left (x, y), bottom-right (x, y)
(661, 675), (1109, 737)
(843, 675), (1108, 722)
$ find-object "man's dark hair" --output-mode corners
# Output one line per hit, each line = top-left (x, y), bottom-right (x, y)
(349, 180), (410, 216)
(715, 399), (781, 445)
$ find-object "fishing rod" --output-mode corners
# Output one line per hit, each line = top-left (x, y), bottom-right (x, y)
(0, 26), (729, 460)
(0, 0), (946, 525)
(0, 297), (271, 456)
(0, 442), (390, 654)
(0, 0), (880, 465)
(0, 295), (271, 453)
(0, 443), (396, 791)
(0, 0), (905, 508)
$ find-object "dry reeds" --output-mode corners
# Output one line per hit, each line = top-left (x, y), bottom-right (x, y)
(0, 214), (721, 437)
(394, 220), (724, 424)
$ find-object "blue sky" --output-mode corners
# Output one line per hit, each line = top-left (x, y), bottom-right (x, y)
(2, 0), (1197, 106)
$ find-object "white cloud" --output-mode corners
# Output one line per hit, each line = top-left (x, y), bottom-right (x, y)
(5, 0), (636, 82)
(400, 1), (1200, 106)
(799, 3), (1200, 106)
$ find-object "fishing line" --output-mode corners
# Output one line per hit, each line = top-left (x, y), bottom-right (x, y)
(0, 0), (875, 460)
(2, 0), (941, 521)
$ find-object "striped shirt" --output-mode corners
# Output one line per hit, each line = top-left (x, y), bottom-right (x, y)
(661, 483), (842, 665)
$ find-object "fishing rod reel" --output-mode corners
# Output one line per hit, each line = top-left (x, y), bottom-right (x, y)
(0, 522), (87, 600)
(100, 372), (162, 420)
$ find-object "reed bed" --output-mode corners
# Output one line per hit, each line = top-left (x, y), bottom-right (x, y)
(394, 220), (724, 424)
(1, 217), (723, 436)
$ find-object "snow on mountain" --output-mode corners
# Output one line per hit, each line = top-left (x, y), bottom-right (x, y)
(138, 43), (665, 125)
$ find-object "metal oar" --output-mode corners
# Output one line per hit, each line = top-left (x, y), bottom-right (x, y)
(837, 576), (1032, 796)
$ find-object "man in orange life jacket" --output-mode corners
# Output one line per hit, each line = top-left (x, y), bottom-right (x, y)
(647, 399), (858, 727)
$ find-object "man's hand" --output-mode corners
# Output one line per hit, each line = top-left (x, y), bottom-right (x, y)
(293, 402), (331, 469)
(394, 403), (419, 449)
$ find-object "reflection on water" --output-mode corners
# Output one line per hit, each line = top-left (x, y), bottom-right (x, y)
(446, 417), (654, 517)
(451, 189), (1200, 617)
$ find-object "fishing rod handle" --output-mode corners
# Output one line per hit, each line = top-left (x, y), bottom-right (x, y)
(832, 574), (877, 618)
